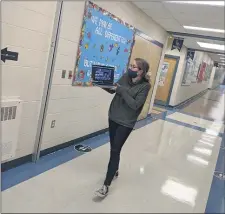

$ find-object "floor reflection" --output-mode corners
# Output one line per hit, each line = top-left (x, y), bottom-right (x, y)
(161, 177), (198, 207)
(187, 154), (209, 167)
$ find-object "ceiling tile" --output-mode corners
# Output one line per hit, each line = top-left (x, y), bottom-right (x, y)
(133, 1), (224, 52)
(133, 1), (164, 9)
(154, 18), (185, 32)
(143, 9), (173, 19)
(163, 2), (224, 15)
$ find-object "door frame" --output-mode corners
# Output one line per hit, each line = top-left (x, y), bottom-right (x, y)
(32, 1), (63, 162)
(155, 54), (180, 106)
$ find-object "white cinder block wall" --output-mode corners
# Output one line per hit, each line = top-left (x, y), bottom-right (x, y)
(208, 67), (217, 89)
(1, 1), (57, 159)
(40, 1), (168, 151)
(208, 66), (224, 90)
(165, 42), (214, 106)
(211, 67), (225, 89)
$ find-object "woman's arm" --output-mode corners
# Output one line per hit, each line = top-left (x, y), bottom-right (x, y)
(116, 84), (150, 110)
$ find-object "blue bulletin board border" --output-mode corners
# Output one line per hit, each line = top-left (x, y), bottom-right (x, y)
(136, 29), (164, 49)
(73, 1), (135, 86)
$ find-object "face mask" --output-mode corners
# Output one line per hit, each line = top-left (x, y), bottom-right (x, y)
(128, 68), (138, 78)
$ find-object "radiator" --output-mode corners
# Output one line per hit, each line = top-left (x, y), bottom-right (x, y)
(1, 98), (22, 162)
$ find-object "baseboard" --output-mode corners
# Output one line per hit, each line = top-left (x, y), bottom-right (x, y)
(2, 128), (109, 172)
(40, 128), (108, 157)
(168, 89), (208, 109)
(154, 89), (209, 110)
(154, 99), (167, 106)
(1, 154), (32, 172)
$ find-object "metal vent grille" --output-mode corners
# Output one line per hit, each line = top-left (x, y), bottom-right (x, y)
(1, 106), (17, 121)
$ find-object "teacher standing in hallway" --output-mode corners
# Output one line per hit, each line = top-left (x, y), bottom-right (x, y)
(95, 58), (151, 197)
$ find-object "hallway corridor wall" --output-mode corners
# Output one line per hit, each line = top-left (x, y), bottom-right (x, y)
(39, 1), (168, 152)
(163, 37), (214, 107)
(1, 1), (57, 161)
(210, 67), (225, 89)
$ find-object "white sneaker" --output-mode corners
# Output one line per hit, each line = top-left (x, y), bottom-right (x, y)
(95, 185), (109, 198)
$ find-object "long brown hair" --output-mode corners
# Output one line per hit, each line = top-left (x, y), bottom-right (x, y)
(135, 58), (151, 82)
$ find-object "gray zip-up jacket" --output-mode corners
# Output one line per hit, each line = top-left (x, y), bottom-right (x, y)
(105, 73), (151, 128)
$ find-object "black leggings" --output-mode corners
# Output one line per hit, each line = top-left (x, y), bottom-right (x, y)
(104, 119), (133, 186)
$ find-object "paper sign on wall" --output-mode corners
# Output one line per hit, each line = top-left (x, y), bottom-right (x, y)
(158, 62), (169, 87)
(73, 1), (135, 86)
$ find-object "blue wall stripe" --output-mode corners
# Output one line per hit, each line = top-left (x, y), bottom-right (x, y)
(150, 39), (164, 48)
(135, 29), (164, 48)
(205, 132), (225, 214)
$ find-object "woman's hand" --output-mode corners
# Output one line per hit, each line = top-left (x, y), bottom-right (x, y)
(110, 83), (118, 91)
(111, 86), (117, 91)
(111, 83), (119, 91)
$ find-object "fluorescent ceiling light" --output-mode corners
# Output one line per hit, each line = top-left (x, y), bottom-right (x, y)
(220, 57), (225, 60)
(218, 54), (225, 56)
(197, 42), (225, 51)
(183, 26), (225, 33)
(167, 1), (224, 6)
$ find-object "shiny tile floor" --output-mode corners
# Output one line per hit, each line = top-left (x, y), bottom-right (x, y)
(182, 89), (225, 121)
(2, 86), (225, 213)
(168, 112), (224, 131)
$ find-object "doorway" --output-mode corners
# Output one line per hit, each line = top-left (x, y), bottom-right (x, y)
(155, 55), (180, 106)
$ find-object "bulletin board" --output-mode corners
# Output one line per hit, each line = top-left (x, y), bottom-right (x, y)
(129, 31), (164, 120)
(73, 1), (135, 86)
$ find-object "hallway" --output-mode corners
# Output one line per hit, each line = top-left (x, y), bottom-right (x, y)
(2, 86), (225, 213)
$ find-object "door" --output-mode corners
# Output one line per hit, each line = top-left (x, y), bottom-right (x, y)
(155, 56), (178, 105)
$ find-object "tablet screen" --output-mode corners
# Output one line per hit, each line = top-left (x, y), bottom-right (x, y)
(92, 65), (115, 85)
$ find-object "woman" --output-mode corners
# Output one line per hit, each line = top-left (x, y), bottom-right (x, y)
(95, 58), (151, 197)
